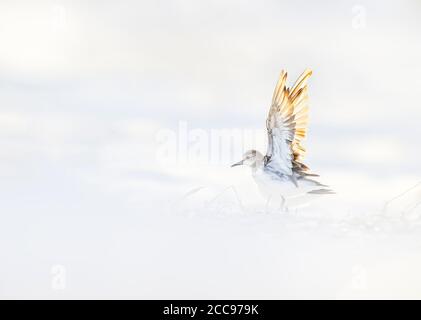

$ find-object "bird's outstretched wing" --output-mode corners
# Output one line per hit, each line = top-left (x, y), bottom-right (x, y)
(265, 69), (315, 179)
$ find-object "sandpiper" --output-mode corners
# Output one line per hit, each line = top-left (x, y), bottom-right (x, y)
(231, 69), (333, 211)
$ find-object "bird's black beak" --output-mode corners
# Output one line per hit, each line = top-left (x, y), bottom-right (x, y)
(231, 160), (244, 167)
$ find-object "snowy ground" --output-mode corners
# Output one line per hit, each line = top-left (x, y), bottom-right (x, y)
(1, 0), (421, 299)
(2, 153), (421, 299)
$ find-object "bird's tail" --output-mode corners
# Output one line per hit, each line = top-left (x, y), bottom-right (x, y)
(307, 188), (335, 195)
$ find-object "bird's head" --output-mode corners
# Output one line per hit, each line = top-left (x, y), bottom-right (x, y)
(231, 150), (263, 168)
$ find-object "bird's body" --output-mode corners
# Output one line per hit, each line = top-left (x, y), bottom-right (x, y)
(253, 165), (328, 198)
(231, 69), (333, 211)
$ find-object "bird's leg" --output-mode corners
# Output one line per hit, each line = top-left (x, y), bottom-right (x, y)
(280, 196), (289, 213)
(265, 196), (272, 214)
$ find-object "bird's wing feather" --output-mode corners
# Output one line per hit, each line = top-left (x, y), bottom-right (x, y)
(265, 69), (313, 177)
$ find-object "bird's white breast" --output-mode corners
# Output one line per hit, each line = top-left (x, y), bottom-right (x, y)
(252, 167), (292, 198)
(252, 167), (319, 199)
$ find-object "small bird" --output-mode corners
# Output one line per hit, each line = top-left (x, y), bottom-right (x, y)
(231, 69), (333, 211)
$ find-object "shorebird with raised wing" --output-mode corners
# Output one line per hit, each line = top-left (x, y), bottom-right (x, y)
(231, 69), (333, 211)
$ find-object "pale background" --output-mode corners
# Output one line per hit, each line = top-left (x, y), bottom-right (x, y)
(1, 0), (421, 299)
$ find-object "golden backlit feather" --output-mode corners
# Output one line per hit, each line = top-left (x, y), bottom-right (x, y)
(265, 69), (314, 176)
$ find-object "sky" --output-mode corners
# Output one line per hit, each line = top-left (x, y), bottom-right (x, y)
(1, 0), (421, 299)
